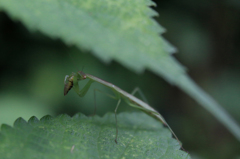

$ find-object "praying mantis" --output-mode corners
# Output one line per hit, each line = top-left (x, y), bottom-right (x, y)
(64, 71), (184, 150)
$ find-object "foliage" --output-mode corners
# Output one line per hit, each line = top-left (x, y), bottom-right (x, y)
(0, 113), (190, 159)
(0, 0), (240, 158)
(0, 0), (239, 142)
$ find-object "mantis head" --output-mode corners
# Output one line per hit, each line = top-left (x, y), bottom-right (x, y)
(77, 71), (87, 80)
(64, 71), (87, 96)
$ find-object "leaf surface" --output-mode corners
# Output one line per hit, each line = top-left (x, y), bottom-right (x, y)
(0, 113), (190, 159)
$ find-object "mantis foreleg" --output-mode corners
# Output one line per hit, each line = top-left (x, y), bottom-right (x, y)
(72, 78), (94, 97)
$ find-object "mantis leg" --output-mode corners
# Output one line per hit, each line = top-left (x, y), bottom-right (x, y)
(126, 100), (159, 116)
(93, 89), (118, 115)
(93, 89), (122, 143)
(114, 99), (121, 143)
(124, 99), (184, 150)
(92, 88), (122, 143)
(72, 78), (95, 97)
(131, 87), (149, 104)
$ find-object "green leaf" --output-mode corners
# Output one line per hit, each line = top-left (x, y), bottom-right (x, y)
(0, 0), (239, 142)
(0, 113), (190, 159)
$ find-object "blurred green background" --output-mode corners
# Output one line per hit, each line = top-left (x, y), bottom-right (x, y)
(0, 0), (240, 158)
